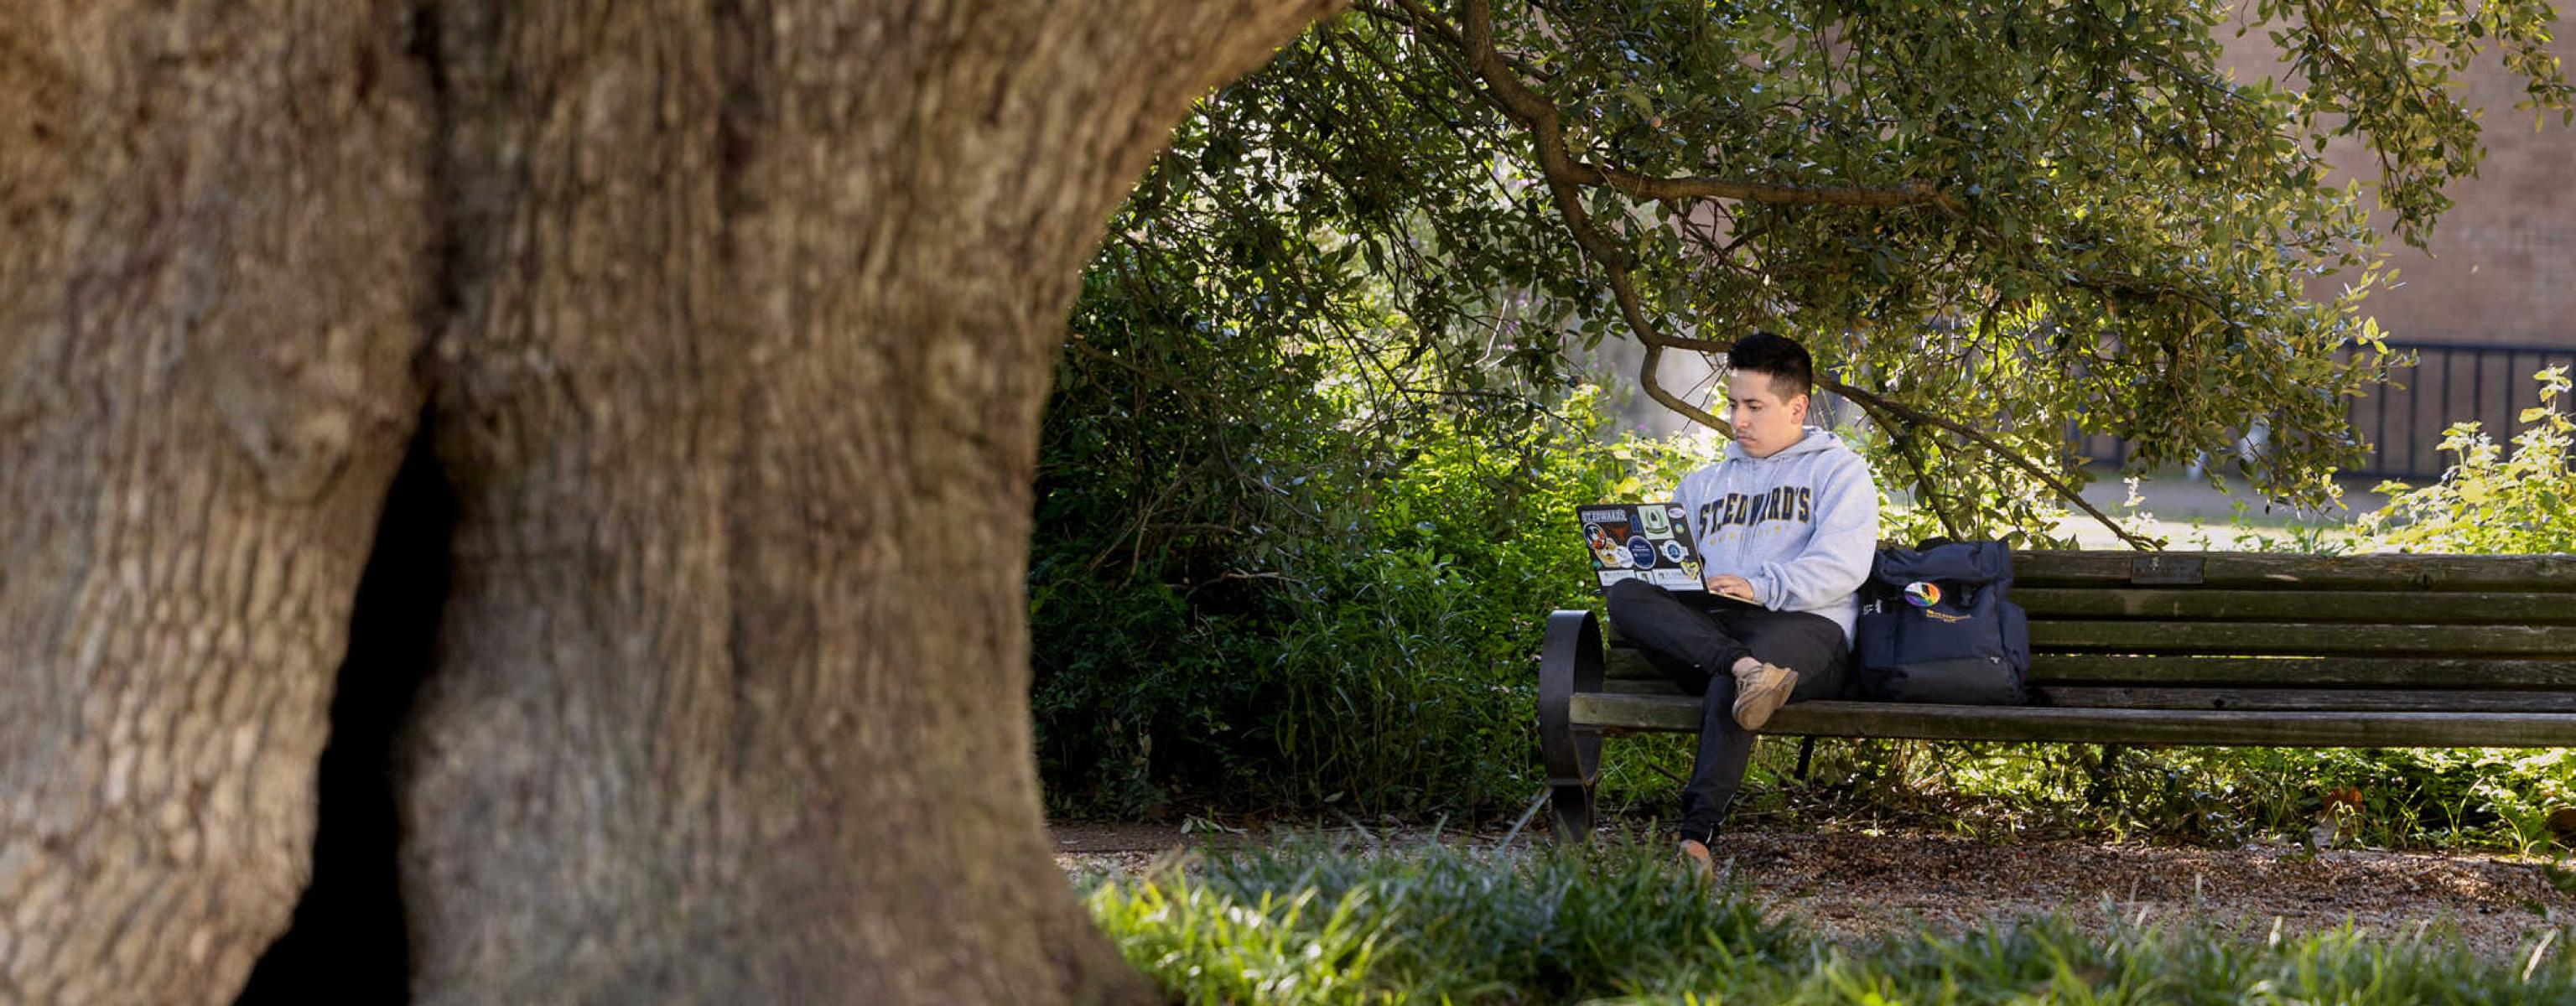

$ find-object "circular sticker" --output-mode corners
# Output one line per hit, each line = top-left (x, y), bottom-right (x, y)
(1625, 537), (1659, 568)
(1903, 581), (1942, 608)
(1659, 540), (1688, 563)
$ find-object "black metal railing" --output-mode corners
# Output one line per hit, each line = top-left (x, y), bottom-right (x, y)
(2350, 341), (2576, 479)
(2072, 340), (2576, 480)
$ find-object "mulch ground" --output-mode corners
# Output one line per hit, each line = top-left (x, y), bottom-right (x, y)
(1053, 821), (2573, 957)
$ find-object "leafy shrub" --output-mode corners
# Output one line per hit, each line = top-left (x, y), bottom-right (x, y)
(1031, 253), (1703, 817)
(2362, 366), (2576, 552)
(1789, 739), (2576, 853)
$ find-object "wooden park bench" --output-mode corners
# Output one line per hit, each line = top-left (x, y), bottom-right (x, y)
(1539, 550), (2576, 838)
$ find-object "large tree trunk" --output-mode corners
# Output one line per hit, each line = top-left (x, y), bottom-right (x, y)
(3, 0), (1334, 1003)
(398, 0), (1335, 1003)
(0, 3), (434, 1002)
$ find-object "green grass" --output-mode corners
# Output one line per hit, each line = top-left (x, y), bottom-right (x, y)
(1079, 833), (2576, 1004)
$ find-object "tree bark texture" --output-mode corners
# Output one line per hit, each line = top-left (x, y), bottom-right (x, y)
(405, 1), (1337, 998)
(4, 0), (1337, 1003)
(0, 3), (435, 1003)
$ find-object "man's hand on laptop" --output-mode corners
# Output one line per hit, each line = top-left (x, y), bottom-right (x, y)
(1705, 574), (1756, 603)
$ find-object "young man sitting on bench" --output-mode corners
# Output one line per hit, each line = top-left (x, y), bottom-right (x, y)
(1603, 331), (1879, 876)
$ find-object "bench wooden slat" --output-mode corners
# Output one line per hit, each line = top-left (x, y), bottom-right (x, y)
(2017, 589), (2576, 625)
(2038, 687), (2576, 712)
(2030, 654), (2576, 687)
(1603, 646), (1664, 681)
(1587, 678), (2576, 711)
(1602, 677), (1687, 695)
(1568, 694), (2576, 747)
(2030, 621), (2576, 656)
(2013, 552), (2576, 591)
(1614, 642), (2576, 687)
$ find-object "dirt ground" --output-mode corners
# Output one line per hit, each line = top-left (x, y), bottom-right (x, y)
(1053, 821), (2573, 956)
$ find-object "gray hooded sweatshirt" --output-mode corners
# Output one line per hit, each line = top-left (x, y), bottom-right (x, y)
(1670, 428), (1879, 642)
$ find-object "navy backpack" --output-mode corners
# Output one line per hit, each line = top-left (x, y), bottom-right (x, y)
(1852, 540), (2031, 705)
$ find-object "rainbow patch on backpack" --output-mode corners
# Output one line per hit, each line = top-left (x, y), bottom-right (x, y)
(1903, 581), (1941, 608)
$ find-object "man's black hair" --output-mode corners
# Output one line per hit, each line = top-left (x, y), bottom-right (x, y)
(1727, 330), (1813, 401)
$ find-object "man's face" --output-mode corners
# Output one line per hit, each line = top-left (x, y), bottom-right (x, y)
(1725, 370), (1809, 459)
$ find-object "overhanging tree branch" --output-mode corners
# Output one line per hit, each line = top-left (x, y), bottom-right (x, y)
(1411, 0), (2153, 550)
(1819, 376), (2160, 550)
(1619, 323), (2157, 548)
(1403, 0), (2153, 549)
(1389, 0), (1960, 212)
(1587, 166), (1959, 211)
(1637, 338), (1730, 433)
(1892, 423), (1971, 542)
(1377, 0), (1733, 430)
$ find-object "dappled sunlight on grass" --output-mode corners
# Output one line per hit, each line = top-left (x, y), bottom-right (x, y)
(1081, 833), (2576, 1004)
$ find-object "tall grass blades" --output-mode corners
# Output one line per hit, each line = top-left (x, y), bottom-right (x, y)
(1083, 837), (2576, 1004)
(1083, 872), (1396, 1005)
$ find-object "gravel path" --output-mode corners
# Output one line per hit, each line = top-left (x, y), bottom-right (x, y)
(1054, 822), (2573, 956)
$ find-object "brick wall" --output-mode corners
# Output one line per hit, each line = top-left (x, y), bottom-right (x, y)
(2220, 28), (2576, 350)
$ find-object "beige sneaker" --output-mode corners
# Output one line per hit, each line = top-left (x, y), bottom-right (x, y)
(1731, 661), (1800, 730)
(1677, 838), (1715, 882)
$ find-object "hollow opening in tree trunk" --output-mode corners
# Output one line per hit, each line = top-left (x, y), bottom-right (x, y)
(235, 417), (453, 1004)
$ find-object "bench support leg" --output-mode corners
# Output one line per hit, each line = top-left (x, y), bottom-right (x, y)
(1548, 783), (1596, 842)
(1794, 736), (1817, 782)
(2085, 744), (2124, 806)
(1540, 609), (1605, 843)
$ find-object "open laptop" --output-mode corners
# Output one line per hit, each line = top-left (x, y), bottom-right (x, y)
(1574, 502), (1706, 594)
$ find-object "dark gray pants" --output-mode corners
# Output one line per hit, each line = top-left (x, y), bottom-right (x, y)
(1602, 578), (1850, 843)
